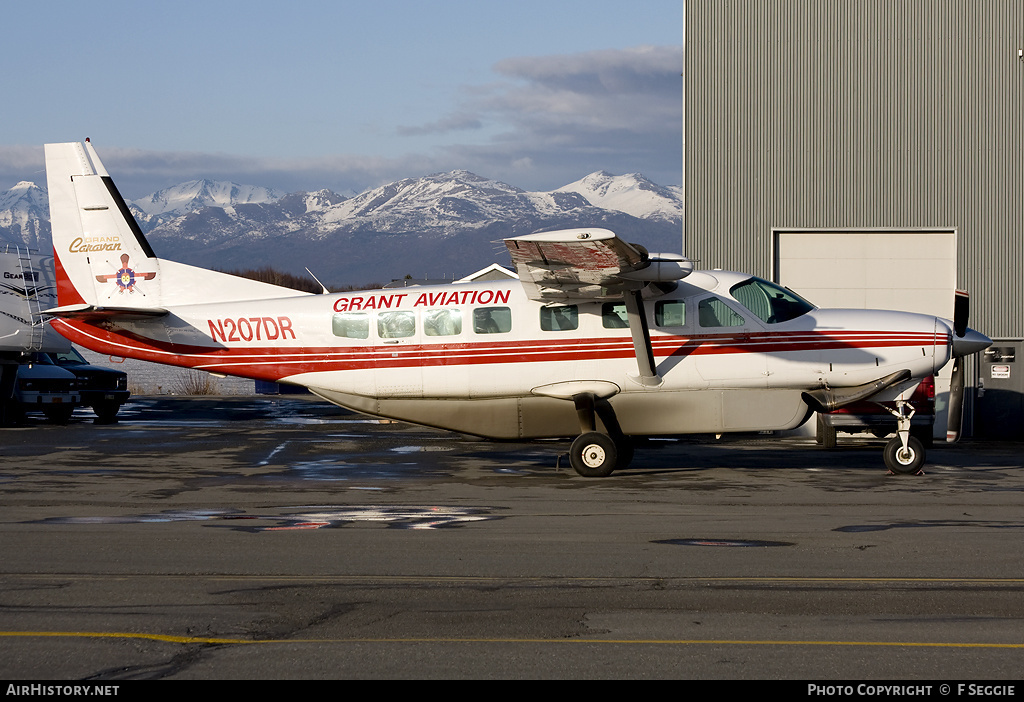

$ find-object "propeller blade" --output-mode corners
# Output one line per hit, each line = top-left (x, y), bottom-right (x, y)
(946, 357), (965, 442)
(954, 289), (969, 337)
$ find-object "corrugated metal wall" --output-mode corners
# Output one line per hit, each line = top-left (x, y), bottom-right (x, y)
(686, 0), (1023, 337)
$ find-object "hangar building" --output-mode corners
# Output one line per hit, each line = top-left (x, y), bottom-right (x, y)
(684, 0), (1023, 437)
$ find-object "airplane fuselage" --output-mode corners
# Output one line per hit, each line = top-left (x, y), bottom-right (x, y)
(51, 270), (952, 440)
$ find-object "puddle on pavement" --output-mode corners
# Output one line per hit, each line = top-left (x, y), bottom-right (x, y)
(34, 505), (502, 531)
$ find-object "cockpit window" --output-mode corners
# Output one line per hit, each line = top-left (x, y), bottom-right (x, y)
(730, 278), (815, 324)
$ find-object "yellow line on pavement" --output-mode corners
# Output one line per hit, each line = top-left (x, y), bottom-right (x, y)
(0, 631), (254, 645)
(2, 631), (1022, 648)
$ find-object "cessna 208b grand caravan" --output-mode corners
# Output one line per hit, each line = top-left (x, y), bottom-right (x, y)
(43, 140), (991, 476)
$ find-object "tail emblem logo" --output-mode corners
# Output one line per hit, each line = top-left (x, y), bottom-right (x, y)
(96, 254), (156, 294)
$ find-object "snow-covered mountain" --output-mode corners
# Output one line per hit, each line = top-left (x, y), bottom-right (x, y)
(0, 181), (50, 251)
(130, 179), (286, 229)
(318, 170), (597, 234)
(0, 170), (682, 285)
(556, 171), (683, 221)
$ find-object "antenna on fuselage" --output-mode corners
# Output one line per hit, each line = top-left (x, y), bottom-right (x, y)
(305, 267), (330, 295)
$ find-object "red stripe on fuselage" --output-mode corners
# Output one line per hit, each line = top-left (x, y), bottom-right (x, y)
(53, 319), (944, 383)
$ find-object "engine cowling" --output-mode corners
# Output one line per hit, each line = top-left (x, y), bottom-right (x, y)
(620, 253), (694, 282)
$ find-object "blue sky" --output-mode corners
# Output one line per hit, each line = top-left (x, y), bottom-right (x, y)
(1, 0), (683, 198)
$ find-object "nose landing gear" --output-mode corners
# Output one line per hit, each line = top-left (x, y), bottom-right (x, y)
(883, 400), (925, 474)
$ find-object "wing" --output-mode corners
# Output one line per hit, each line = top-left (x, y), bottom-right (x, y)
(505, 228), (694, 385)
(504, 228), (691, 302)
(504, 229), (647, 301)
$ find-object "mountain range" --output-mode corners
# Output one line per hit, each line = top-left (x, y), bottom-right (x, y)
(0, 170), (683, 286)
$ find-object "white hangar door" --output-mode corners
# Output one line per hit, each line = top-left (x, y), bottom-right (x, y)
(773, 229), (958, 440)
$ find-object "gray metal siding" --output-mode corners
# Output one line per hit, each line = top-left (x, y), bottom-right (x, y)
(686, 0), (1023, 337)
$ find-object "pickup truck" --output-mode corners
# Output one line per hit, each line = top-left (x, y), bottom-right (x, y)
(7, 353), (80, 423)
(45, 348), (130, 422)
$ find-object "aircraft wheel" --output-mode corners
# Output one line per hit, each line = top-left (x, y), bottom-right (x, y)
(570, 432), (618, 478)
(884, 435), (925, 475)
(816, 414), (837, 449)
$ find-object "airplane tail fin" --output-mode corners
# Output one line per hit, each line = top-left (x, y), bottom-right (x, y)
(45, 140), (308, 311)
(46, 140), (157, 308)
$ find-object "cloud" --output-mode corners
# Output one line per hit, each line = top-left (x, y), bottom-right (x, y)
(396, 114), (484, 137)
(100, 147), (404, 198)
(409, 45), (684, 189)
(494, 45), (681, 97)
(1, 46), (683, 197)
(0, 144), (439, 200)
(0, 146), (48, 188)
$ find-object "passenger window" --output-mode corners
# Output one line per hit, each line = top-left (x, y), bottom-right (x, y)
(423, 308), (462, 337)
(655, 300), (686, 327)
(332, 312), (369, 339)
(540, 305), (579, 331)
(601, 303), (629, 329)
(377, 310), (416, 338)
(698, 297), (745, 328)
(473, 307), (512, 334)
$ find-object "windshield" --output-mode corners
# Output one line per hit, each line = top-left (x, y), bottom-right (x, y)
(49, 349), (88, 366)
(730, 278), (815, 324)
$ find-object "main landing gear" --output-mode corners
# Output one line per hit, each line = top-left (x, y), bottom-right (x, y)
(882, 400), (925, 474)
(568, 393), (634, 477)
(569, 431), (634, 478)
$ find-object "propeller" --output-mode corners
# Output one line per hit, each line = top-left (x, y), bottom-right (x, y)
(947, 290), (968, 442)
(953, 289), (969, 337)
(946, 356), (965, 442)
(946, 290), (991, 442)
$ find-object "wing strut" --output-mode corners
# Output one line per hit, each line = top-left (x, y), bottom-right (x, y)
(624, 288), (660, 386)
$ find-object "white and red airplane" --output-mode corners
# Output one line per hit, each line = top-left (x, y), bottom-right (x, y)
(43, 140), (991, 476)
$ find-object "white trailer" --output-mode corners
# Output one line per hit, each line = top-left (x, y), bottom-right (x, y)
(0, 245), (79, 422)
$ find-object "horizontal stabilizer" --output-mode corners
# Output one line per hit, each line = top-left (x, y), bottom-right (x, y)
(44, 304), (169, 321)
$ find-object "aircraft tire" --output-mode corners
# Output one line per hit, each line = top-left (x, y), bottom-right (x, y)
(816, 414), (837, 449)
(570, 432), (618, 478)
(883, 435), (925, 475)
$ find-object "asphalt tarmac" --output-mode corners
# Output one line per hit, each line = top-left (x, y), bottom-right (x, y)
(1, 396), (1023, 680)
